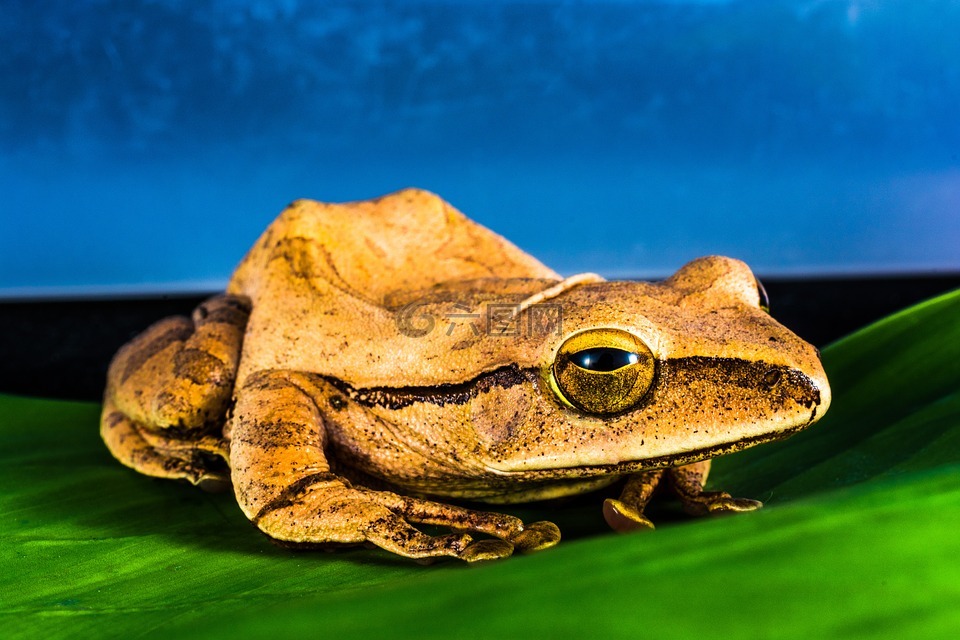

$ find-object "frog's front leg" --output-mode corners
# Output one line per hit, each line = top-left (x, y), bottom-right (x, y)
(667, 460), (762, 516)
(603, 460), (762, 532)
(603, 470), (661, 532)
(230, 370), (560, 562)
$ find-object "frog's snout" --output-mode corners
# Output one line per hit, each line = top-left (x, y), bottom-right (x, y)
(779, 364), (831, 423)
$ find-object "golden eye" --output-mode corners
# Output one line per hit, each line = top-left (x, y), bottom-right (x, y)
(550, 329), (656, 415)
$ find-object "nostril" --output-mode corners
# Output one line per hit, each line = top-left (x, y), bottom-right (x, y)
(762, 369), (782, 389)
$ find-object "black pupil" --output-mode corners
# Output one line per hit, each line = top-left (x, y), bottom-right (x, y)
(570, 348), (639, 372)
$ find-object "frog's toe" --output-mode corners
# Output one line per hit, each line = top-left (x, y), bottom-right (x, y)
(706, 496), (763, 515)
(460, 539), (515, 563)
(603, 498), (656, 533)
(678, 490), (763, 516)
(510, 520), (561, 552)
(197, 473), (231, 493)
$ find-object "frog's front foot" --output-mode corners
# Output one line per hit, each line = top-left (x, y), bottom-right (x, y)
(457, 539), (515, 563)
(509, 520), (562, 552)
(606, 460), (763, 533)
(677, 491), (763, 516)
(457, 520), (559, 562)
(668, 460), (763, 517)
(602, 498), (656, 532)
(603, 468), (661, 532)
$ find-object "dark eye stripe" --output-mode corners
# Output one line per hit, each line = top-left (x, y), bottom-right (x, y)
(570, 348), (640, 372)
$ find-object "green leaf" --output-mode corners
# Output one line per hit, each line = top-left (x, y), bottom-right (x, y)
(3, 289), (960, 639)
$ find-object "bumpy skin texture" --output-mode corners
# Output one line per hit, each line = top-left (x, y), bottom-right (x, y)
(101, 188), (831, 562)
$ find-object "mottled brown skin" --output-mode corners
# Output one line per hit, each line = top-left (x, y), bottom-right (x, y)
(101, 188), (832, 562)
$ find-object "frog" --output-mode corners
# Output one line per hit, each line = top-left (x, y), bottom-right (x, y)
(101, 188), (831, 562)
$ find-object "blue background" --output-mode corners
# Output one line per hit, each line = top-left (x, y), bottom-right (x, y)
(2, 0), (958, 296)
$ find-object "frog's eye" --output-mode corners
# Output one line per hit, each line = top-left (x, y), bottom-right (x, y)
(755, 277), (770, 313)
(551, 329), (656, 415)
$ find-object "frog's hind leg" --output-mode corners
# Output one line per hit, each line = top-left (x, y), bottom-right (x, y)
(230, 370), (559, 562)
(105, 294), (251, 431)
(101, 398), (228, 489)
(101, 294), (250, 487)
(666, 460), (762, 516)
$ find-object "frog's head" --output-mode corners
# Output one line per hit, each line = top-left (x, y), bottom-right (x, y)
(476, 255), (831, 476)
(313, 255), (830, 490)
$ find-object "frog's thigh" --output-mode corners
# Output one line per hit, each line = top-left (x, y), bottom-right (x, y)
(603, 470), (662, 532)
(106, 294), (250, 430)
(230, 370), (537, 562)
(667, 460), (762, 516)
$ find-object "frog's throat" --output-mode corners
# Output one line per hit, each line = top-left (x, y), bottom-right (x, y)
(489, 420), (814, 481)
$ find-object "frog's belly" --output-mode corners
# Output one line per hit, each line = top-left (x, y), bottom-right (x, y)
(390, 475), (624, 504)
(464, 475), (623, 504)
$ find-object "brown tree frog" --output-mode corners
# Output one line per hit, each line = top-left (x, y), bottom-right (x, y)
(101, 188), (831, 562)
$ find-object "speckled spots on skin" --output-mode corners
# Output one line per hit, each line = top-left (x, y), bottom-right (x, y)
(173, 348), (227, 386)
(119, 320), (192, 384)
(662, 357), (822, 415)
(231, 419), (318, 450)
(193, 295), (251, 325)
(252, 472), (342, 524)
(103, 411), (125, 430)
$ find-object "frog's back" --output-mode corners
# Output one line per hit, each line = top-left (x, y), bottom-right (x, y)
(226, 188), (563, 389)
(228, 188), (559, 304)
